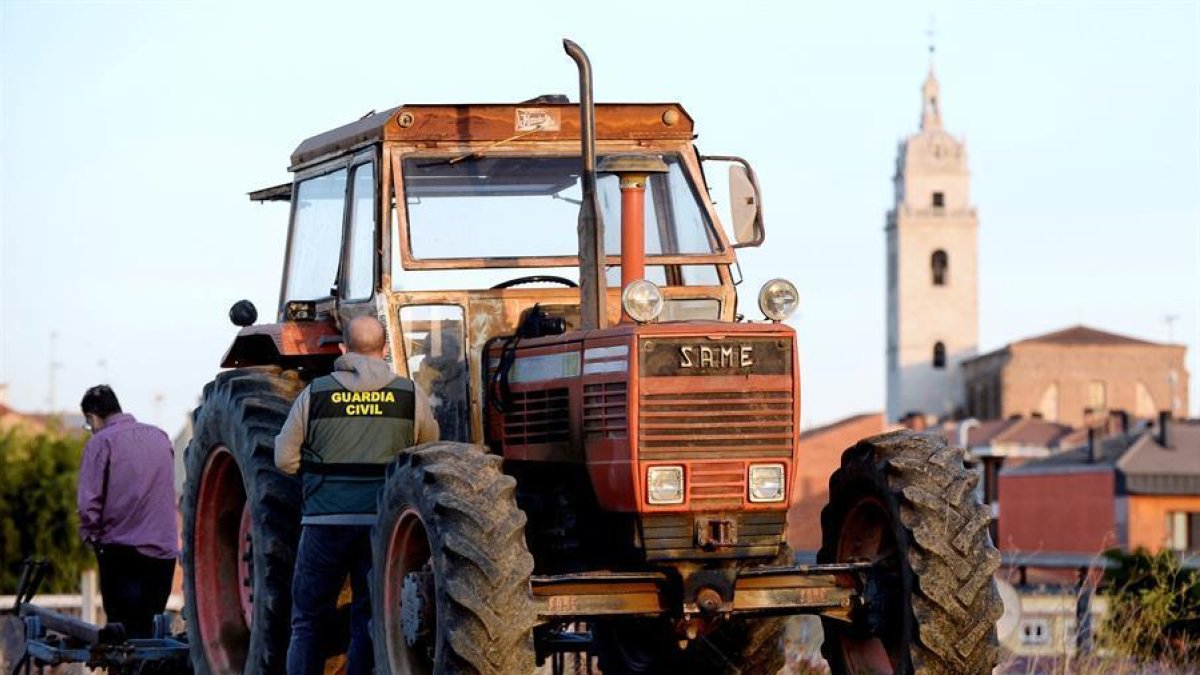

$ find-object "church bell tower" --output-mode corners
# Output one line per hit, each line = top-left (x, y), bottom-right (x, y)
(886, 65), (979, 422)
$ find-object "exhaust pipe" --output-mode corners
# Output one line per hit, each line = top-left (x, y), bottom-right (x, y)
(563, 39), (607, 330)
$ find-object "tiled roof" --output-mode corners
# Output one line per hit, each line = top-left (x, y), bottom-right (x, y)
(963, 417), (1074, 448)
(801, 412), (884, 439)
(1002, 421), (1200, 495)
(1015, 325), (1161, 347)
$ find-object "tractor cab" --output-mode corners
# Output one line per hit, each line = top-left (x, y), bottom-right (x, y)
(232, 101), (783, 449)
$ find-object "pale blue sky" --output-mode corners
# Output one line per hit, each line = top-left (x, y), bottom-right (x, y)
(2, 0), (1197, 430)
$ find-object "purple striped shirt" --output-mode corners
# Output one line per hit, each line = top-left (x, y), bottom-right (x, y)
(77, 414), (179, 559)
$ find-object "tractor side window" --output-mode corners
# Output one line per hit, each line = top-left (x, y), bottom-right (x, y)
(344, 163), (376, 300)
(285, 169), (348, 301)
(400, 305), (471, 443)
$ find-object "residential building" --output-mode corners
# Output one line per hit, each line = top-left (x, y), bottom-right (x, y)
(962, 325), (1188, 427)
(997, 416), (1200, 556)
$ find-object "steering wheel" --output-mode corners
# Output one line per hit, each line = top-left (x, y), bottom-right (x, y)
(491, 275), (579, 290)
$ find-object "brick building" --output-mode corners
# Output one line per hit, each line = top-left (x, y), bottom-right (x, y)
(961, 325), (1188, 427)
(997, 417), (1200, 556)
(787, 413), (888, 551)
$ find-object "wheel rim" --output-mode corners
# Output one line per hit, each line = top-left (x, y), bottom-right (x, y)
(383, 506), (435, 675)
(194, 446), (250, 674)
(834, 495), (903, 674)
(237, 503), (255, 627)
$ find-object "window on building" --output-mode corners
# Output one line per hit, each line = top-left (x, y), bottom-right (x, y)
(1020, 619), (1050, 646)
(1165, 512), (1200, 552)
(1038, 382), (1060, 422)
(932, 191), (945, 208)
(933, 342), (946, 369)
(1087, 381), (1108, 411)
(1135, 381), (1157, 419)
(931, 249), (948, 286)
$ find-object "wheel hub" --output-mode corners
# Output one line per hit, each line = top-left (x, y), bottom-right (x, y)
(401, 566), (434, 649)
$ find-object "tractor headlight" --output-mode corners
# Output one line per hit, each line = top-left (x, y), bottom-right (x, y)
(758, 279), (799, 322)
(622, 279), (665, 324)
(748, 464), (786, 503)
(647, 466), (685, 505)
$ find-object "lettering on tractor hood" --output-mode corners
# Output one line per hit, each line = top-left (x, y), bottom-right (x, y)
(640, 338), (792, 377)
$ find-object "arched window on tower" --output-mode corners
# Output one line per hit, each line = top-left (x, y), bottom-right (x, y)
(933, 342), (946, 369)
(931, 249), (949, 286)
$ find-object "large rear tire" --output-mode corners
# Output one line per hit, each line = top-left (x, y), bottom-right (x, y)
(818, 430), (1002, 674)
(371, 442), (536, 675)
(181, 367), (304, 675)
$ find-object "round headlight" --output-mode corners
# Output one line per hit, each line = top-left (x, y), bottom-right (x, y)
(758, 278), (799, 322)
(622, 279), (665, 323)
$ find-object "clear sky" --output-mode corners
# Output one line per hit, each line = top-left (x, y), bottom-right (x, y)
(2, 0), (1197, 431)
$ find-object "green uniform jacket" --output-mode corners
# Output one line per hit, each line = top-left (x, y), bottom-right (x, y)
(274, 352), (440, 525)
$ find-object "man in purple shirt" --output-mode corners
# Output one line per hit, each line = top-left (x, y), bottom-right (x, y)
(76, 385), (179, 638)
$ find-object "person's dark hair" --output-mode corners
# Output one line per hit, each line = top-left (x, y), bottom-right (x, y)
(81, 385), (122, 418)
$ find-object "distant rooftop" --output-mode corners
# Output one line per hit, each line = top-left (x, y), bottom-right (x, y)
(965, 324), (1179, 366)
(964, 417), (1076, 449)
(1001, 419), (1200, 495)
(1015, 325), (1161, 347)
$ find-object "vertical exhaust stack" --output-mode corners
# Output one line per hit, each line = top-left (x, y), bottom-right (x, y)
(598, 155), (669, 321)
(563, 39), (607, 330)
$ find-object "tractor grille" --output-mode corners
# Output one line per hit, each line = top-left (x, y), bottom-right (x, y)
(687, 461), (747, 510)
(583, 382), (628, 441)
(503, 388), (570, 446)
(638, 390), (795, 462)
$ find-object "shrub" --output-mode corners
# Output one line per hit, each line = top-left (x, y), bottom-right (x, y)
(0, 426), (91, 594)
(1099, 547), (1200, 667)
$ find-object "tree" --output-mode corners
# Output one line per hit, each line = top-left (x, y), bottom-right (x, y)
(0, 426), (91, 594)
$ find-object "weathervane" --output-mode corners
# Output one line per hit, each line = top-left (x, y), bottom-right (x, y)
(927, 15), (937, 60)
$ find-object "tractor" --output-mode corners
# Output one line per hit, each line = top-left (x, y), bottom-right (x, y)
(181, 40), (1003, 674)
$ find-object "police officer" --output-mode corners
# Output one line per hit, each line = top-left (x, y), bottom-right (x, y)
(275, 316), (439, 675)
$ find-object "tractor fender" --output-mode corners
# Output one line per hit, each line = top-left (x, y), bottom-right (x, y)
(220, 321), (342, 369)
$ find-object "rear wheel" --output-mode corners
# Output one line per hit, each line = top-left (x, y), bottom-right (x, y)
(818, 430), (1002, 674)
(181, 367), (304, 675)
(371, 442), (536, 675)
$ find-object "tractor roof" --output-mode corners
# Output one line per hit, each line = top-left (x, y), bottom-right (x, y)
(290, 103), (695, 169)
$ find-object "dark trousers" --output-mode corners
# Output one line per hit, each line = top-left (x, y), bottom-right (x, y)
(95, 544), (175, 639)
(286, 525), (373, 675)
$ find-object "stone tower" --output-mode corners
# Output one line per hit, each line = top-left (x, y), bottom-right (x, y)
(886, 65), (979, 422)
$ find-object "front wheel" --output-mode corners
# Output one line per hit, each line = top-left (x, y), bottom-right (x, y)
(818, 430), (1003, 674)
(371, 442), (536, 675)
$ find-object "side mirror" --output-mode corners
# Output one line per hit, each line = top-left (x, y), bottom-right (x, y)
(728, 164), (764, 247)
(701, 155), (765, 248)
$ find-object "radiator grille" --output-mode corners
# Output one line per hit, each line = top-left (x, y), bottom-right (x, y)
(503, 388), (570, 445)
(583, 382), (628, 441)
(638, 390), (794, 462)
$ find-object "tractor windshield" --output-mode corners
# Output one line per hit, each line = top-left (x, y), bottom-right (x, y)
(400, 154), (720, 263)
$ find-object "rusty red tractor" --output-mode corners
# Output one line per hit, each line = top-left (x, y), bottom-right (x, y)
(181, 41), (1003, 674)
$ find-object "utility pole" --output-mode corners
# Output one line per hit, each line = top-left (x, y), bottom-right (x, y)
(153, 391), (166, 428)
(1164, 314), (1179, 343)
(47, 331), (61, 414)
